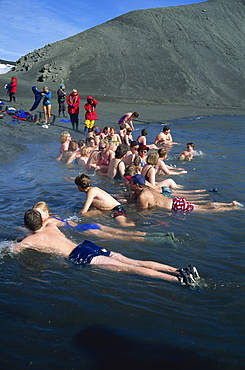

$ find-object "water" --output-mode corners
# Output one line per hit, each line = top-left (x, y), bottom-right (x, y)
(0, 115), (244, 369)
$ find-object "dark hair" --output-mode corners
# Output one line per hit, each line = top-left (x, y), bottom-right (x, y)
(141, 129), (148, 136)
(187, 142), (195, 149)
(132, 112), (139, 118)
(24, 209), (42, 231)
(163, 125), (170, 132)
(115, 144), (128, 159)
(75, 174), (91, 188)
(78, 139), (85, 148)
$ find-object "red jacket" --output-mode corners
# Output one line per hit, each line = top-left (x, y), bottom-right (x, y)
(66, 92), (81, 114)
(84, 97), (98, 120)
(10, 78), (18, 93)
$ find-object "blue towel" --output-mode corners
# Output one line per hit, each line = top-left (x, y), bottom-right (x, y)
(30, 86), (42, 111)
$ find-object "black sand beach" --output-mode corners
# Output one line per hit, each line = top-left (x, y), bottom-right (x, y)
(0, 0), (244, 162)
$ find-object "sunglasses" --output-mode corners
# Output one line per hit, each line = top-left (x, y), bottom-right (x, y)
(140, 150), (147, 153)
(99, 147), (106, 149)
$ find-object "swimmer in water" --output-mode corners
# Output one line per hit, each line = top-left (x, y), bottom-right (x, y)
(126, 174), (243, 213)
(32, 201), (175, 242)
(178, 143), (197, 161)
(14, 209), (200, 286)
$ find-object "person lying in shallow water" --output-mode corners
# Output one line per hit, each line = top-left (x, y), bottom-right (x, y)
(14, 209), (200, 286)
(32, 201), (176, 242)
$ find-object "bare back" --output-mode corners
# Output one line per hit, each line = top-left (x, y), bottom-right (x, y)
(85, 186), (120, 211)
(137, 187), (173, 210)
(20, 223), (76, 256)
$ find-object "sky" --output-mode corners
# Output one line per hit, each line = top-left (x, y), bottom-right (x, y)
(0, 0), (204, 62)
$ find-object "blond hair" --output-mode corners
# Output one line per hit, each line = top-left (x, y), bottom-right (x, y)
(60, 131), (70, 143)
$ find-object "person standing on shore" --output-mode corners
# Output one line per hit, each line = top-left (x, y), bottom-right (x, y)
(57, 84), (67, 117)
(41, 86), (52, 126)
(66, 89), (81, 131)
(84, 96), (98, 135)
(5, 76), (18, 102)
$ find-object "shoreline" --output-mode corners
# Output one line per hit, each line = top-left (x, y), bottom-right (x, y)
(0, 96), (244, 165)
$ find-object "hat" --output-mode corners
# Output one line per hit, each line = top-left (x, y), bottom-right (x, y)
(94, 128), (102, 135)
(60, 84), (65, 88)
(72, 89), (78, 93)
(87, 95), (93, 99)
(139, 145), (149, 151)
(125, 174), (145, 186)
(130, 141), (138, 147)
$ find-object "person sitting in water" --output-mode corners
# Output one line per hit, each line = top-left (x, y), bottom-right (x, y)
(56, 140), (79, 164)
(178, 142), (197, 161)
(126, 174), (242, 213)
(123, 141), (139, 166)
(32, 201), (175, 242)
(74, 173), (136, 227)
(156, 148), (187, 176)
(59, 131), (72, 154)
(15, 209), (199, 286)
(154, 125), (178, 146)
(107, 144), (128, 179)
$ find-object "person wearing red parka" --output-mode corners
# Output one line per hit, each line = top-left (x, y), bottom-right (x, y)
(84, 95), (98, 135)
(66, 89), (81, 131)
(8, 76), (18, 102)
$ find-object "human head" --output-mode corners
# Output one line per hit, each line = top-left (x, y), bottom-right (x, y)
(24, 209), (43, 231)
(115, 144), (128, 159)
(139, 145), (149, 156)
(158, 148), (168, 159)
(78, 139), (85, 149)
(119, 123), (126, 130)
(187, 142), (195, 150)
(87, 95), (93, 102)
(87, 137), (96, 146)
(60, 84), (65, 89)
(68, 140), (78, 152)
(163, 125), (170, 133)
(125, 174), (145, 190)
(146, 151), (159, 165)
(60, 131), (71, 143)
(141, 128), (148, 136)
(99, 139), (109, 151)
(75, 174), (91, 189)
(72, 89), (78, 94)
(94, 127), (102, 136)
(103, 126), (110, 134)
(110, 126), (116, 135)
(130, 140), (139, 154)
(43, 86), (49, 92)
(33, 201), (50, 221)
(132, 112), (139, 118)
(80, 146), (91, 156)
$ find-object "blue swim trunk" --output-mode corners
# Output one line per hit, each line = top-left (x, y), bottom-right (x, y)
(72, 223), (101, 232)
(68, 240), (110, 265)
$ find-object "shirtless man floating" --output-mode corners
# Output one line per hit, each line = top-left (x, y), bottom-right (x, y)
(127, 174), (242, 213)
(14, 209), (200, 286)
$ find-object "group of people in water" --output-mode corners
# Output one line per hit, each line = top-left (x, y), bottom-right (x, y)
(15, 107), (242, 287)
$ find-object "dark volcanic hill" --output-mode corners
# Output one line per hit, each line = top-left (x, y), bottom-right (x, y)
(6, 0), (245, 108)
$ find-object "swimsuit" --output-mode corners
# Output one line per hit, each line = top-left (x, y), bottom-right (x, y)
(50, 217), (101, 231)
(172, 197), (194, 213)
(144, 166), (152, 182)
(114, 160), (123, 179)
(112, 204), (127, 218)
(68, 240), (110, 265)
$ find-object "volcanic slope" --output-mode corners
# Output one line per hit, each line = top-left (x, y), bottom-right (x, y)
(7, 0), (245, 107)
